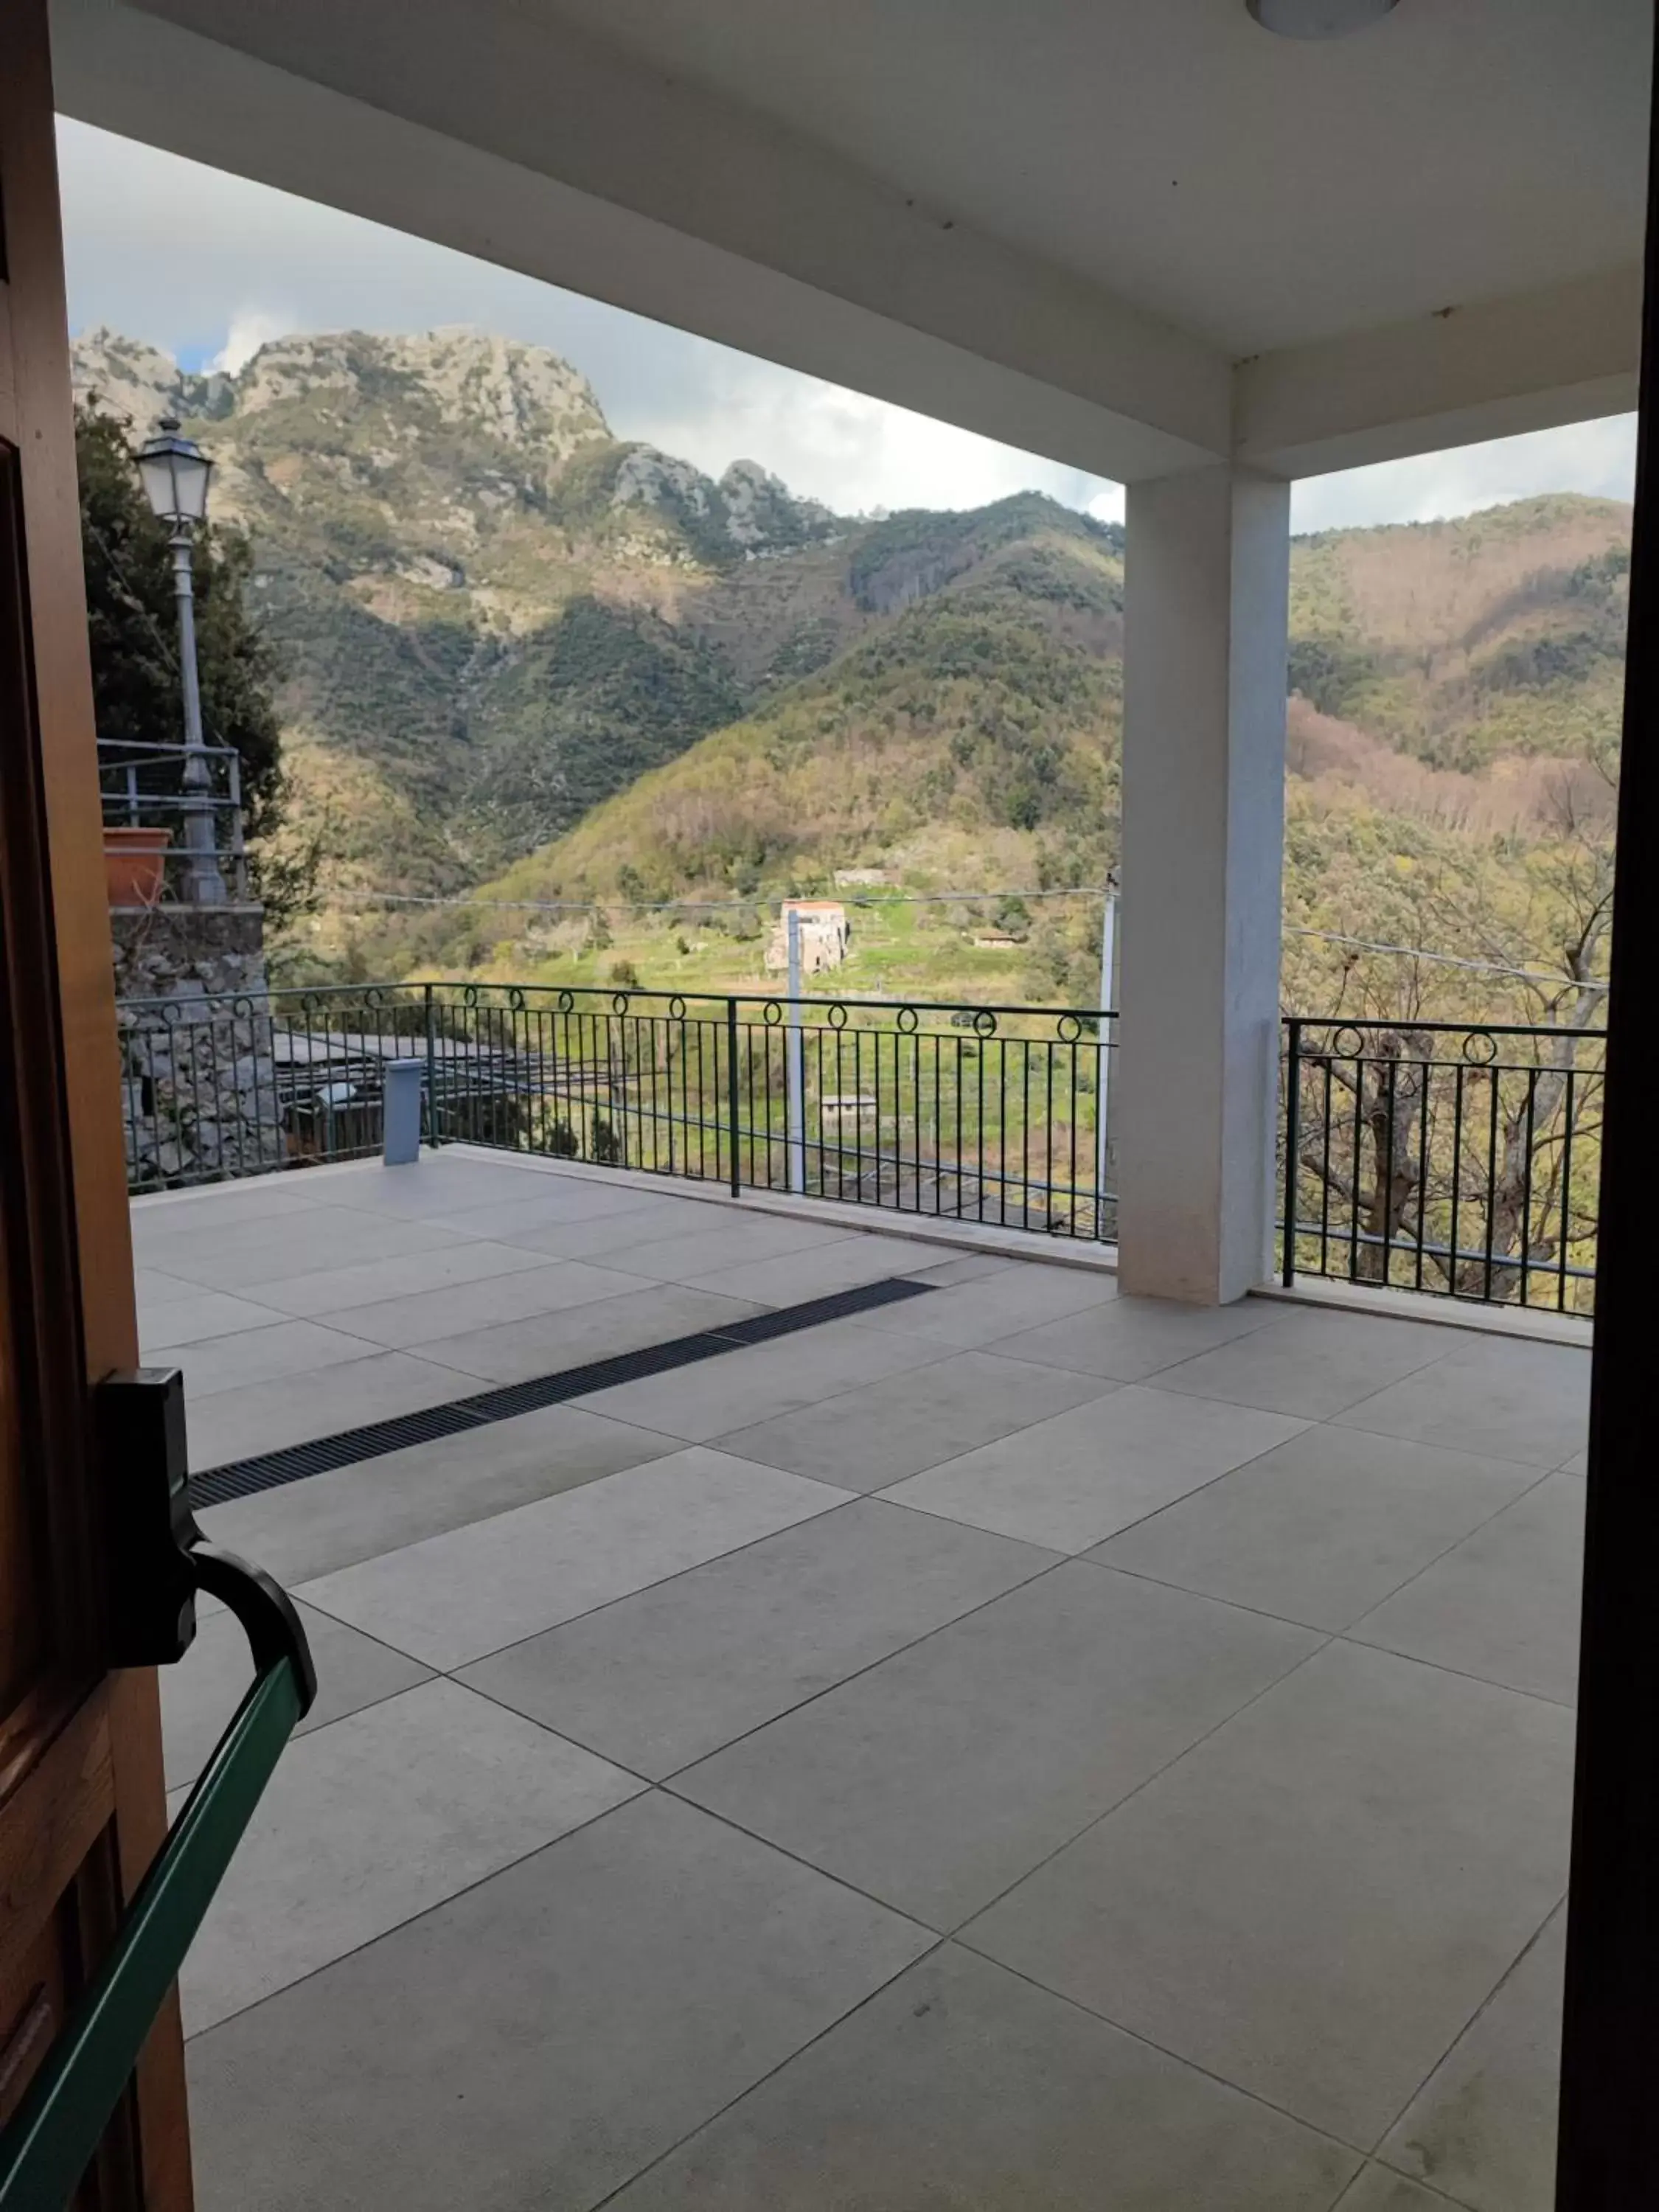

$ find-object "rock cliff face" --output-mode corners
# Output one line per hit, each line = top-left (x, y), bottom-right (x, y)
(71, 325), (832, 562)
(71, 324), (851, 886)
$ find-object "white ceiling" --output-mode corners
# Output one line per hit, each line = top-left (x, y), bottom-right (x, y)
(535, 0), (1650, 356)
(50, 0), (1647, 481)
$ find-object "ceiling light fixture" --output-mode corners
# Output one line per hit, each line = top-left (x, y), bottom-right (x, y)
(1247, 0), (1398, 37)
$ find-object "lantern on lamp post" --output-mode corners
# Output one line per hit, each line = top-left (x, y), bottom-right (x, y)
(135, 417), (226, 904)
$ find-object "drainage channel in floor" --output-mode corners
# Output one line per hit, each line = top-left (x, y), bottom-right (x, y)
(188, 1274), (938, 1509)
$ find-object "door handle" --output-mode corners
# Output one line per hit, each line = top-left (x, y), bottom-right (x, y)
(0, 1372), (316, 2208)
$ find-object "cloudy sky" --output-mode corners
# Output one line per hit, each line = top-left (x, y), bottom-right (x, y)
(58, 118), (1638, 533)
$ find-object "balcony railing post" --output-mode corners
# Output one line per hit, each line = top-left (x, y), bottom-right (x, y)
(786, 910), (807, 1194)
(423, 984), (438, 1149)
(1281, 1017), (1301, 1288)
(226, 750), (248, 901)
(726, 996), (742, 1197)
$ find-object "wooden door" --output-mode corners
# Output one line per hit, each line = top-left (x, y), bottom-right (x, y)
(0, 5), (192, 2205)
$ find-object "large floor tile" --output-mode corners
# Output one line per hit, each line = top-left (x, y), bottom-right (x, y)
(1380, 1910), (1562, 2212)
(489, 1194), (724, 1260)
(179, 1678), (641, 2034)
(1348, 1472), (1584, 1705)
(1154, 1309), (1453, 1420)
(883, 1386), (1307, 1554)
(715, 1349), (1116, 1491)
(184, 1350), (469, 1469)
(136, 1206), (474, 1293)
(1092, 1427), (1539, 1630)
(312, 1158), (597, 1219)
(1336, 1337), (1591, 1467)
(988, 1292), (1277, 1382)
(136, 1287), (290, 1350)
(904, 1251), (1023, 1287)
(675, 1562), (1318, 1929)
(685, 1233), (943, 1304)
(162, 1601), (429, 1789)
(300, 1448), (852, 1668)
(409, 1281), (763, 1383)
(858, 1260), (1121, 1349)
(133, 1265), (204, 1304)
(1336, 2170), (1451, 2212)
(198, 1403), (676, 1585)
(460, 1499), (1056, 1777)
(147, 1315), (381, 1398)
(609, 1944), (1359, 2211)
(131, 1178), (327, 1228)
(573, 1316), (944, 1441)
(321, 1257), (644, 1349)
(416, 1181), (676, 1239)
(603, 1211), (853, 1281)
(967, 1641), (1573, 2145)
(186, 1790), (931, 2212)
(249, 1235), (557, 1317)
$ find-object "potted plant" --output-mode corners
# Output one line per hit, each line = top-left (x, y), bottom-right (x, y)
(104, 826), (171, 908)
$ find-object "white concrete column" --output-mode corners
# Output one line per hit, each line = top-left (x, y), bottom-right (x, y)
(1116, 465), (1290, 1304)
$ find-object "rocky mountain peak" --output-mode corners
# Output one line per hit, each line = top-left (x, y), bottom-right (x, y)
(72, 323), (611, 466)
(234, 327), (609, 455)
(71, 324), (233, 434)
(609, 444), (839, 560)
(718, 459), (835, 549)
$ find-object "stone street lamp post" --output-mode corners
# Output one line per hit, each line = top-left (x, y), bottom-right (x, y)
(135, 417), (226, 905)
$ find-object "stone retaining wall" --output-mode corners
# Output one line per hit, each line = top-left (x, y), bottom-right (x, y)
(111, 904), (286, 1188)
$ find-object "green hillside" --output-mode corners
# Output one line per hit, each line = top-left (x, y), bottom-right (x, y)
(72, 327), (1625, 1022)
(397, 493), (1624, 1021)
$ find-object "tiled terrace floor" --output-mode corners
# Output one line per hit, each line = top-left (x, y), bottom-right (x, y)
(136, 1150), (1590, 2211)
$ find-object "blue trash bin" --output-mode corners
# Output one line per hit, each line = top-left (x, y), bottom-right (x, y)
(383, 1057), (425, 1166)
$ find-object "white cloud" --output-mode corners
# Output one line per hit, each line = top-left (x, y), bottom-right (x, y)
(207, 309), (294, 376)
(54, 116), (1631, 537)
(1290, 415), (1636, 533)
(629, 356), (1118, 516)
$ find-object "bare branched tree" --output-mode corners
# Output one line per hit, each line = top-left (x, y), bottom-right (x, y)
(1290, 762), (1611, 1309)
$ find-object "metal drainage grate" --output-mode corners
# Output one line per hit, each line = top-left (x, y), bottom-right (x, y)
(189, 1273), (937, 1509)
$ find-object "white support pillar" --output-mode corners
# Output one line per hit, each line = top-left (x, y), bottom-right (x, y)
(1116, 465), (1290, 1305)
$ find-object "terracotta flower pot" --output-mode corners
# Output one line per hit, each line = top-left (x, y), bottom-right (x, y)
(105, 827), (171, 908)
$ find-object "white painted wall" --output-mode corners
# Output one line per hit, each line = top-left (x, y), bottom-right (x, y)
(1237, 266), (1641, 479)
(1116, 467), (1290, 1305)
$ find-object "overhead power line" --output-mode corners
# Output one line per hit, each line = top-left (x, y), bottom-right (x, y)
(1283, 925), (1610, 990)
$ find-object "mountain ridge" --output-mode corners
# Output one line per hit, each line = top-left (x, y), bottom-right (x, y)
(69, 325), (1627, 1015)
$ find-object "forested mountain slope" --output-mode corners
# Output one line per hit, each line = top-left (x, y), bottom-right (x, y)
(72, 327), (1626, 1015)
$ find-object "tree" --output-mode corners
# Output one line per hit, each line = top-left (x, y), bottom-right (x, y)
(75, 399), (311, 914)
(1285, 763), (1613, 1310)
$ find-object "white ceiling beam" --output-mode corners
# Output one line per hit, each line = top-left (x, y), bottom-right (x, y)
(51, 0), (1233, 483)
(1235, 266), (1641, 479)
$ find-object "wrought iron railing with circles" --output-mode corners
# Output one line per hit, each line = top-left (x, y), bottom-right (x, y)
(419, 984), (1120, 1241)
(114, 981), (1121, 1242)
(112, 982), (1601, 1305)
(1279, 1014), (1605, 1315)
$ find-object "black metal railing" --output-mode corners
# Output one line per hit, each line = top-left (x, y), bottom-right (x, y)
(116, 981), (1119, 1239)
(116, 984), (1604, 1310)
(116, 985), (435, 1191)
(1279, 1015), (1604, 1315)
(100, 736), (249, 902)
(427, 984), (1116, 1238)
